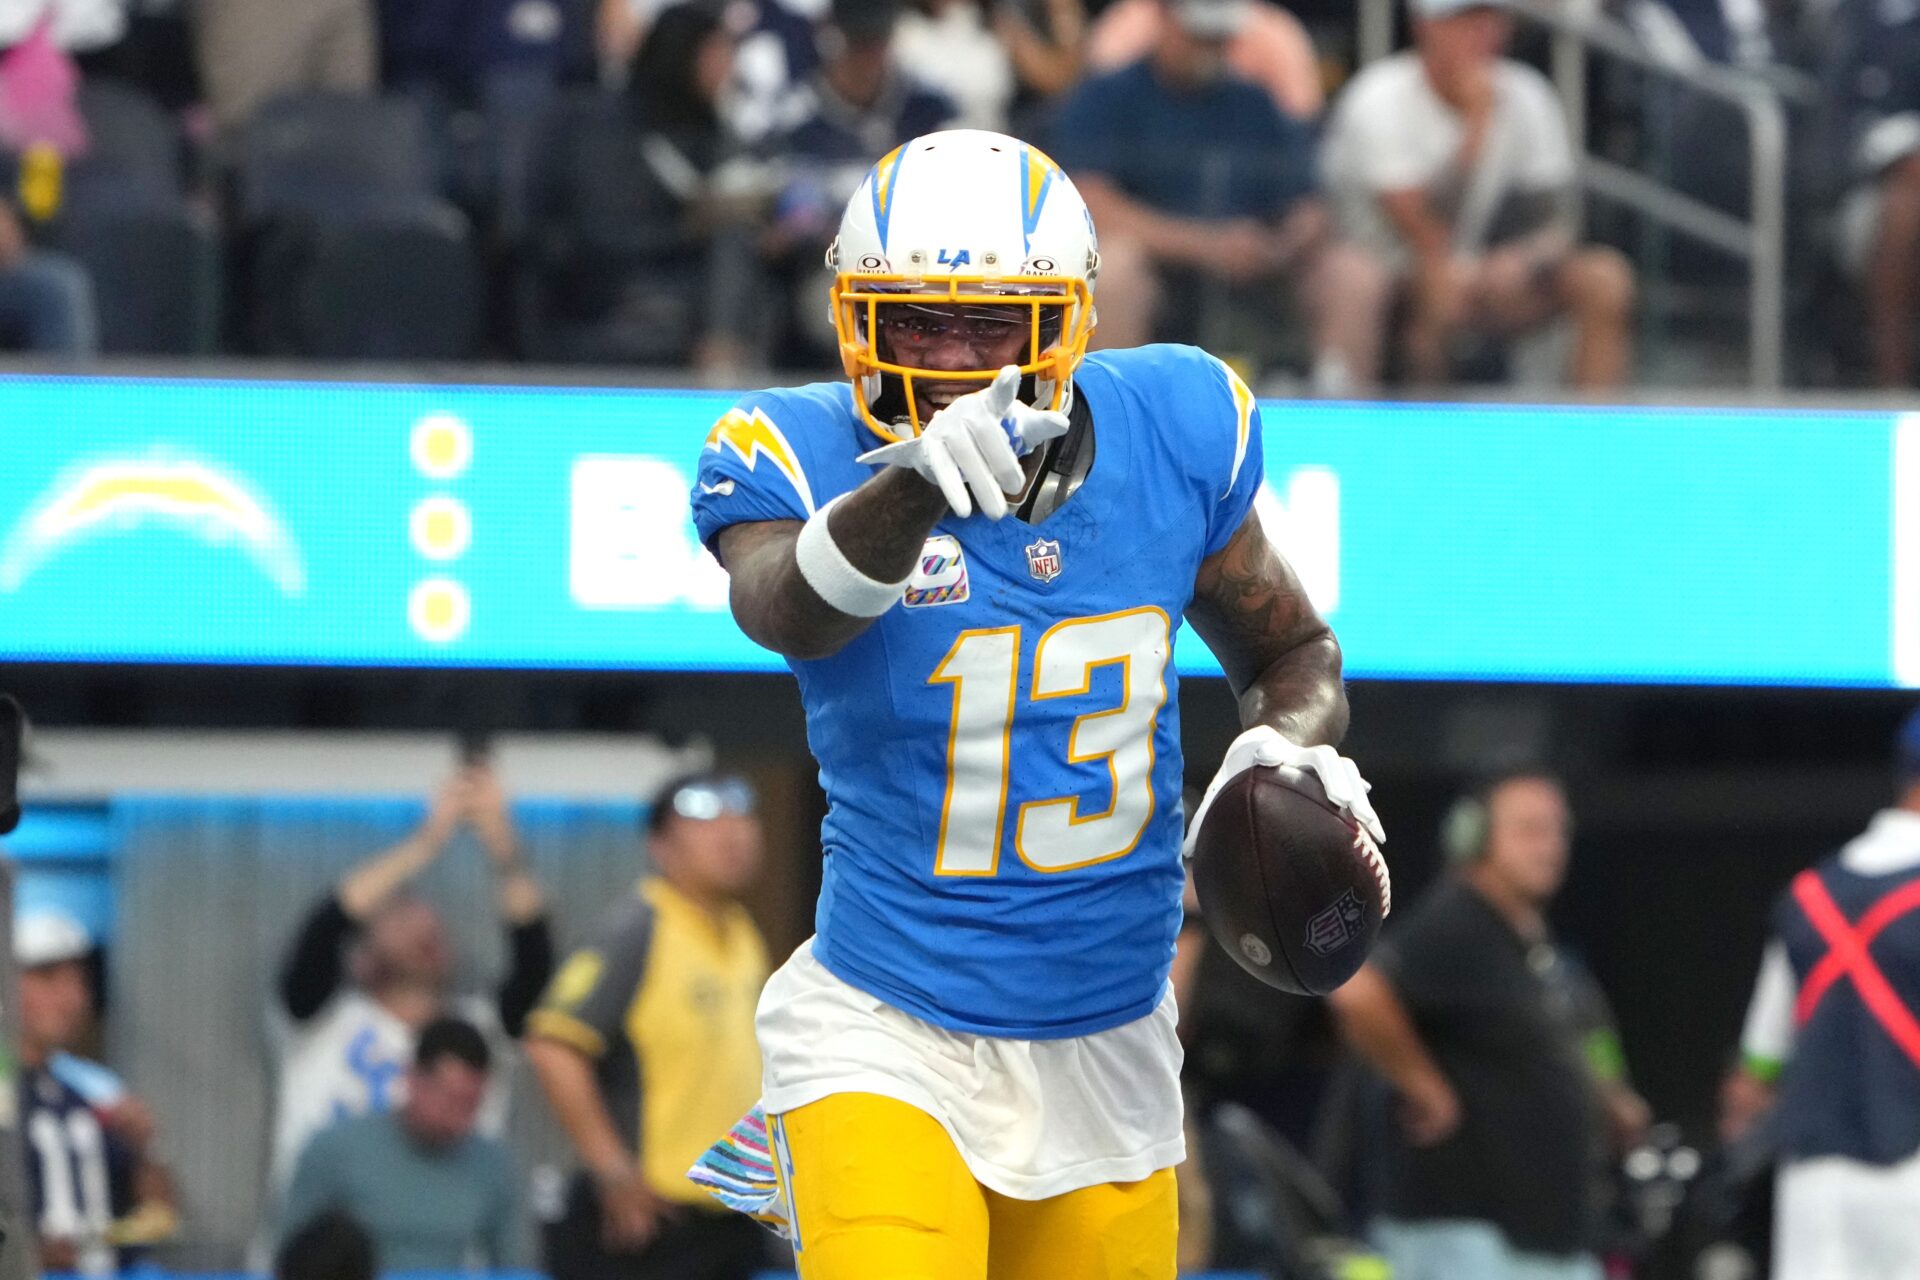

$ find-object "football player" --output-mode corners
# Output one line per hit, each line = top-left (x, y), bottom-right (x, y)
(689, 128), (1387, 1279)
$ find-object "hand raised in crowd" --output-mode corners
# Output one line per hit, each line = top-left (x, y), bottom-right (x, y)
(594, 1162), (678, 1252)
(464, 763), (518, 867)
(462, 761), (545, 922)
(1398, 1068), (1463, 1147)
(340, 771), (469, 918)
(422, 770), (473, 850)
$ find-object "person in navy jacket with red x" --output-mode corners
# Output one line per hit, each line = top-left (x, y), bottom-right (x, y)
(1725, 705), (1920, 1280)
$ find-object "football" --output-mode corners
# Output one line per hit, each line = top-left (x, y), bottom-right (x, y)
(1190, 764), (1388, 995)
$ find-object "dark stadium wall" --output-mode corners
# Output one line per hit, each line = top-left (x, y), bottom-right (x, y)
(5, 661), (1917, 1141)
(1177, 677), (1913, 1140)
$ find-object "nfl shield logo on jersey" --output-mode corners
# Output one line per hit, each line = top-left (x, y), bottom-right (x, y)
(1025, 537), (1063, 583)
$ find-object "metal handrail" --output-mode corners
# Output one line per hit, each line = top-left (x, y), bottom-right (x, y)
(1353, 0), (1793, 389)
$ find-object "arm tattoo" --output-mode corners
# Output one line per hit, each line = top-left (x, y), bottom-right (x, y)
(715, 469), (949, 661)
(1186, 512), (1349, 747)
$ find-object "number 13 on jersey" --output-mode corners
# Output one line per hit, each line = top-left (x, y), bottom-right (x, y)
(929, 606), (1172, 876)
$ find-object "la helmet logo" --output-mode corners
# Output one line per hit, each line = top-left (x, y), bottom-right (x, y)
(937, 248), (972, 266)
(1025, 537), (1062, 583)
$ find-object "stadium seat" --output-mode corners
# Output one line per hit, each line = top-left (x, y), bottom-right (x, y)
(240, 92), (441, 221)
(238, 93), (483, 359)
(44, 84), (221, 353)
(50, 182), (221, 354)
(74, 80), (185, 197)
(510, 90), (707, 365)
(269, 208), (484, 360)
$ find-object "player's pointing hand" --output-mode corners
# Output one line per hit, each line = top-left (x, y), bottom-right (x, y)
(857, 365), (1070, 520)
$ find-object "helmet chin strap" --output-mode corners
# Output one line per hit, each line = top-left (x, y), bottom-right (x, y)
(1013, 389), (1094, 524)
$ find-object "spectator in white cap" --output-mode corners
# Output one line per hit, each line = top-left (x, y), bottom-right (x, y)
(1320, 0), (1635, 389)
(1088, 0), (1322, 121)
(15, 910), (178, 1273)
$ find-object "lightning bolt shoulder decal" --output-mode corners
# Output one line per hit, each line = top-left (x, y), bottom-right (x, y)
(703, 408), (817, 516)
(1212, 358), (1256, 497)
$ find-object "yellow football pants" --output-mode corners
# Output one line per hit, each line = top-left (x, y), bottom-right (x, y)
(772, 1092), (1178, 1280)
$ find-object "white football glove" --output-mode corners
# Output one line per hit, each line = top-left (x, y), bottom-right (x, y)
(1183, 725), (1391, 913)
(856, 365), (1070, 520)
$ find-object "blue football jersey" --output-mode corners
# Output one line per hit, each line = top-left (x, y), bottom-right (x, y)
(22, 1064), (136, 1266)
(691, 344), (1265, 1038)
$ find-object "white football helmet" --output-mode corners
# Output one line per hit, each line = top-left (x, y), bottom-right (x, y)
(827, 129), (1100, 441)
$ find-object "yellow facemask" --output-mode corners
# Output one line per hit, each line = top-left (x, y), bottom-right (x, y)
(831, 273), (1097, 442)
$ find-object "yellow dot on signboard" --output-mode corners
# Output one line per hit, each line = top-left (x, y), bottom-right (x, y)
(409, 496), (471, 562)
(409, 577), (471, 644)
(410, 413), (472, 480)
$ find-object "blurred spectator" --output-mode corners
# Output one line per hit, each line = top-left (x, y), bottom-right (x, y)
(761, 0), (955, 354)
(280, 1017), (529, 1268)
(992, 0), (1086, 113)
(1721, 706), (1920, 1280)
(1049, 0), (1383, 387)
(377, 0), (586, 111)
(1087, 0), (1321, 119)
(595, 0), (649, 82)
(0, 0), (125, 67)
(725, 0), (822, 147)
(16, 910), (179, 1274)
(529, 3), (775, 372)
(623, 2), (768, 370)
(1828, 0), (1920, 385)
(1615, 0), (1776, 71)
(275, 1211), (376, 1280)
(893, 0), (1014, 131)
(192, 0), (376, 136)
(0, 196), (96, 354)
(268, 764), (553, 1198)
(1320, 0), (1635, 389)
(774, 0), (954, 179)
(1329, 773), (1649, 1280)
(528, 774), (771, 1280)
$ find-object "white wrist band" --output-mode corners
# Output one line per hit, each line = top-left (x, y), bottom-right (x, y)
(795, 496), (909, 618)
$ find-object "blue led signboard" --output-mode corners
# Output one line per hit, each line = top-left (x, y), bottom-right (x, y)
(0, 375), (1909, 686)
